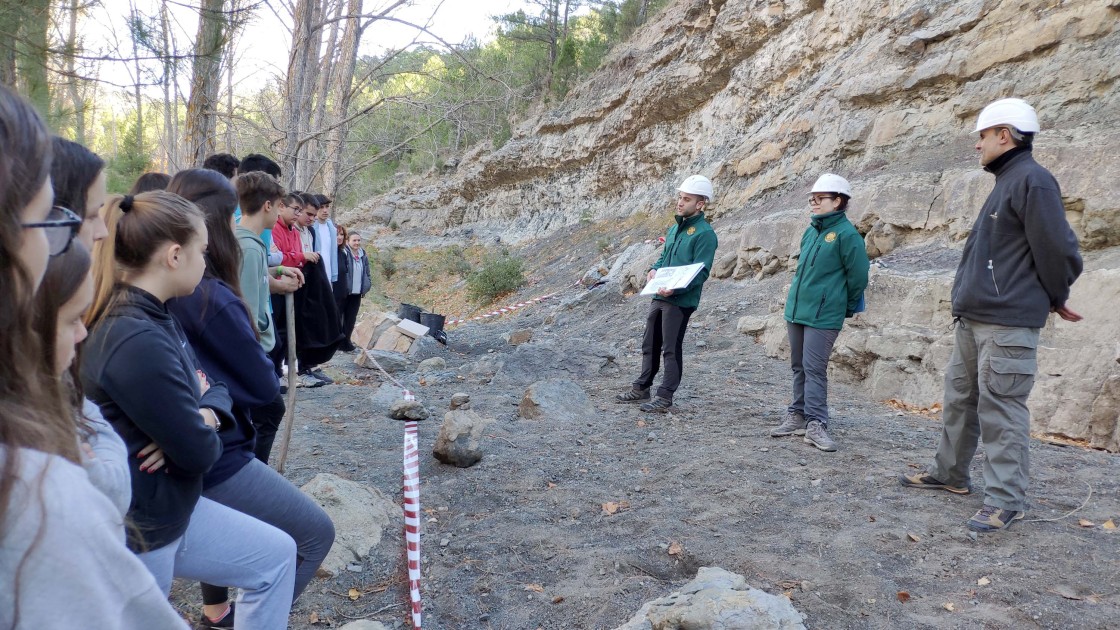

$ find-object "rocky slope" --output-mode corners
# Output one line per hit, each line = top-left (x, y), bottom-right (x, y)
(354, 0), (1120, 450)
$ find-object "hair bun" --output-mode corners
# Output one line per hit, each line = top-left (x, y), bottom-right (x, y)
(120, 195), (134, 212)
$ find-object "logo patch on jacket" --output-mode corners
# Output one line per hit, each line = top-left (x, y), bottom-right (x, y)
(825, 232), (837, 243)
(687, 227), (696, 235)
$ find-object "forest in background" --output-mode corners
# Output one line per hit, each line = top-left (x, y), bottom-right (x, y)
(0, 0), (670, 205)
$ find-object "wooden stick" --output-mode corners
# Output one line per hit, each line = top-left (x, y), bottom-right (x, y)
(276, 293), (297, 473)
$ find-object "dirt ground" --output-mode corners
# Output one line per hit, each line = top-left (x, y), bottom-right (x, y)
(174, 227), (1119, 630)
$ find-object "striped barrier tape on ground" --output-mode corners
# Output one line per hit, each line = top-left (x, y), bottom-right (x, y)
(445, 292), (560, 327)
(360, 353), (424, 629)
(401, 398), (423, 630)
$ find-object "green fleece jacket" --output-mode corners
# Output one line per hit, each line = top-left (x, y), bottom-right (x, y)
(784, 210), (869, 330)
(650, 212), (719, 309)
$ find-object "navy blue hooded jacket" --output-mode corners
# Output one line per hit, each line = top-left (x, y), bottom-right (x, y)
(81, 286), (234, 551)
(168, 277), (280, 489)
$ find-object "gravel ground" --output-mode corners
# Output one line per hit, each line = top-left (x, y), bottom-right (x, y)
(173, 226), (1120, 629)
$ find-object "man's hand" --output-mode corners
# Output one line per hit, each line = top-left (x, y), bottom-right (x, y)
(656, 287), (674, 297)
(306, 251), (321, 264)
(1054, 304), (1083, 322)
(647, 269), (656, 282)
(278, 266), (305, 287)
(269, 274), (298, 294)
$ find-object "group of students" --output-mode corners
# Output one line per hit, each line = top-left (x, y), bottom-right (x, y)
(0, 83), (378, 629)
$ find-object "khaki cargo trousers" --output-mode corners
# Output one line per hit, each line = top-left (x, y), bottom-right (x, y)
(929, 318), (1040, 512)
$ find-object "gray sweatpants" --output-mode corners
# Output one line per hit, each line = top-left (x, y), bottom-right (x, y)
(786, 323), (840, 426)
(929, 318), (1039, 512)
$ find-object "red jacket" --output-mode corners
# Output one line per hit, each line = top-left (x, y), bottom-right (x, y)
(272, 217), (305, 267)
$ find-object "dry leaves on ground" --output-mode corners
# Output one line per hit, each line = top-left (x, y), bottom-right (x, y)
(942, 602), (956, 612)
(602, 500), (631, 515)
(1078, 519), (1095, 527)
(907, 533), (921, 542)
(667, 541), (683, 556)
(347, 588), (360, 601)
(524, 583), (544, 592)
(896, 591), (911, 603)
(977, 576), (991, 586)
(1102, 519), (1116, 530)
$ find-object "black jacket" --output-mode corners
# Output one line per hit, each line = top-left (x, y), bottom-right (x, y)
(334, 246), (372, 300)
(951, 148), (1083, 328)
(81, 286), (234, 551)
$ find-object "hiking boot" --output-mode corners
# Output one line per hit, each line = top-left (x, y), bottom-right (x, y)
(310, 367), (334, 385)
(639, 396), (673, 413)
(967, 505), (1025, 532)
(615, 387), (651, 403)
(803, 421), (837, 452)
(898, 472), (971, 495)
(770, 411), (807, 437)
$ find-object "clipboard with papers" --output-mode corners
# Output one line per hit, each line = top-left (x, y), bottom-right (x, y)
(640, 263), (706, 296)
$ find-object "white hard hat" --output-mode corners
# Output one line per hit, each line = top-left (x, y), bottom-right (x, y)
(678, 175), (714, 201)
(974, 98), (1040, 134)
(810, 173), (852, 198)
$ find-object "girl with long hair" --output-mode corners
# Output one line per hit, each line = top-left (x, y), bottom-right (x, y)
(166, 169), (334, 627)
(80, 189), (297, 628)
(0, 85), (186, 628)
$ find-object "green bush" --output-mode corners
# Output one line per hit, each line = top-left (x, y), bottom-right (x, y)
(440, 245), (473, 278)
(377, 248), (397, 279)
(467, 254), (525, 303)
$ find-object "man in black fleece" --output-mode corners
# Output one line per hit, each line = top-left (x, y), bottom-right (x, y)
(900, 98), (1083, 532)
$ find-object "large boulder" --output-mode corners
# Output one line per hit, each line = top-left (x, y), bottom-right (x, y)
(519, 378), (595, 422)
(300, 474), (400, 576)
(612, 566), (805, 630)
(432, 410), (495, 468)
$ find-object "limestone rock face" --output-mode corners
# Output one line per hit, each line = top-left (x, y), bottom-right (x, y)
(351, 0), (1120, 448)
(300, 474), (400, 576)
(612, 566), (805, 630)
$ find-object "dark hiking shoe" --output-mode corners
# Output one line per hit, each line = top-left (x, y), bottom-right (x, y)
(616, 387), (651, 403)
(195, 602), (235, 629)
(967, 505), (1025, 532)
(296, 372), (324, 388)
(770, 411), (807, 437)
(310, 367), (334, 385)
(803, 421), (837, 452)
(639, 397), (673, 413)
(898, 472), (971, 495)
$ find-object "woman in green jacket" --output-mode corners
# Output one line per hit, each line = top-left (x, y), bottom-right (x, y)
(771, 174), (869, 452)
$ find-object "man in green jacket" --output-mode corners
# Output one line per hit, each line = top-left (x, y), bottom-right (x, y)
(617, 175), (719, 413)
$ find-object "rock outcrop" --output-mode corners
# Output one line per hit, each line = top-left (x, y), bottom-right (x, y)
(354, 0), (1120, 449)
(612, 566), (805, 630)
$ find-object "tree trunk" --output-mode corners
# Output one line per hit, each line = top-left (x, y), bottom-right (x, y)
(64, 0), (85, 143)
(321, 0), (363, 200)
(184, 0), (228, 167)
(282, 0), (318, 187)
(160, 1), (175, 170)
(307, 0), (343, 188)
(14, 1), (51, 117)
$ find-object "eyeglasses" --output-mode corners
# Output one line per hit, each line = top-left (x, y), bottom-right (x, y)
(286, 205), (303, 213)
(22, 206), (82, 256)
(808, 195), (837, 205)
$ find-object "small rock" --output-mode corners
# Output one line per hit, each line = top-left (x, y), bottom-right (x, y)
(810, 479), (822, 487)
(338, 621), (388, 630)
(450, 392), (471, 410)
(506, 329), (533, 345)
(388, 399), (431, 421)
(798, 460), (807, 466)
(760, 447), (769, 452)
(440, 538), (450, 547)
(967, 531), (978, 541)
(346, 563), (363, 572)
(417, 357), (447, 373)
(696, 340), (707, 348)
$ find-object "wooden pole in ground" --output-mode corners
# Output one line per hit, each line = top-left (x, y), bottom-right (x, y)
(276, 293), (297, 473)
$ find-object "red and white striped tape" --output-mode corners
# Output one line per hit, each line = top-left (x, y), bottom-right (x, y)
(401, 393), (423, 630)
(445, 292), (560, 327)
